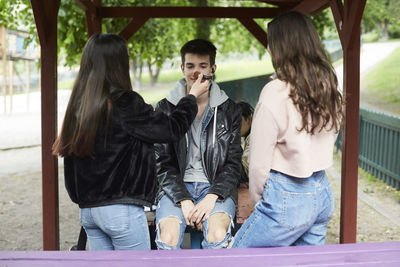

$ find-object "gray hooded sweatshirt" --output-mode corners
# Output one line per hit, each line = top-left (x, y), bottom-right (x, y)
(166, 78), (229, 183)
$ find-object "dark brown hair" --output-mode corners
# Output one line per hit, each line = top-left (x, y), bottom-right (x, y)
(267, 11), (343, 134)
(53, 33), (132, 157)
(180, 39), (217, 66)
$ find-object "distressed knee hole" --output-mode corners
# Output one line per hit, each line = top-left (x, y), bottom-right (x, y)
(206, 212), (232, 243)
(158, 217), (181, 247)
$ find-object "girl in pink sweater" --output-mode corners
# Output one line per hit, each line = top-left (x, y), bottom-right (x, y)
(232, 11), (343, 247)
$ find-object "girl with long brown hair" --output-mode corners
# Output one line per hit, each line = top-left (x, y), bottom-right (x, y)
(53, 33), (209, 250)
(232, 11), (343, 247)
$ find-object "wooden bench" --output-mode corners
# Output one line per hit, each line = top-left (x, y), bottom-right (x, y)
(4, 242), (400, 266)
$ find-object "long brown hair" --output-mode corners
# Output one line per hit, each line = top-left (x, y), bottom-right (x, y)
(53, 33), (132, 157)
(267, 11), (343, 134)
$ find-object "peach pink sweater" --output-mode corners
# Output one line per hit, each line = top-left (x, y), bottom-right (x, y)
(249, 79), (338, 205)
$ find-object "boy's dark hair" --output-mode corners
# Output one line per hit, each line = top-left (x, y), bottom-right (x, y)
(237, 101), (254, 120)
(180, 39), (217, 66)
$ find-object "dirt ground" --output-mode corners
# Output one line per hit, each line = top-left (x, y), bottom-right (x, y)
(325, 155), (400, 244)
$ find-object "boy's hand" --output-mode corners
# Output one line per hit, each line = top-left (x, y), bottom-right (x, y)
(180, 199), (195, 226)
(189, 194), (218, 226)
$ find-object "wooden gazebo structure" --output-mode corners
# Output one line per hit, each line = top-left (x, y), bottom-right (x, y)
(30, 0), (366, 250)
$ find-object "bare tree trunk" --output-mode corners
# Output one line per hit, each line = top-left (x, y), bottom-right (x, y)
(381, 19), (389, 41)
(380, 0), (390, 41)
(194, 0), (211, 40)
(147, 61), (161, 87)
(1, 27), (7, 113)
(131, 59), (143, 91)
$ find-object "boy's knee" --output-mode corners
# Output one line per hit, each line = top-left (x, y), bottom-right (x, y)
(207, 227), (227, 243)
(158, 217), (181, 247)
(206, 212), (231, 243)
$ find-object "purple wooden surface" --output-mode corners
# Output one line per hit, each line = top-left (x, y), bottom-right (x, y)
(1, 242), (399, 267)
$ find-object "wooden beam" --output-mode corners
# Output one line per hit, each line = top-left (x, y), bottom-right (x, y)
(101, 7), (281, 19)
(30, 0), (48, 46)
(74, 0), (96, 14)
(119, 17), (149, 41)
(8, 60), (13, 112)
(237, 18), (268, 49)
(343, 0), (366, 50)
(30, 0), (60, 250)
(1, 27), (6, 113)
(290, 0), (330, 15)
(330, 0), (344, 42)
(339, 0), (366, 244)
(256, 0), (298, 9)
(79, 0), (102, 37)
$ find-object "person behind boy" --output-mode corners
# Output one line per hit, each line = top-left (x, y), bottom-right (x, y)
(237, 101), (254, 184)
(154, 39), (242, 249)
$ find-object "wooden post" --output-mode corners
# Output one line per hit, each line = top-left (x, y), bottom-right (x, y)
(1, 27), (6, 113)
(31, 0), (61, 250)
(9, 60), (13, 113)
(331, 0), (366, 243)
(26, 60), (30, 111)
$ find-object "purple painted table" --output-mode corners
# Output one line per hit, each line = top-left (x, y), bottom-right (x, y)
(1, 242), (399, 267)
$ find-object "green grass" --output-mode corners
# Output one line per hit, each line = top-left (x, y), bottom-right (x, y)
(55, 55), (342, 104)
(333, 152), (400, 204)
(58, 79), (75, 90)
(140, 87), (171, 104)
(358, 168), (400, 204)
(362, 31), (381, 43)
(362, 47), (400, 104)
(141, 59), (274, 84)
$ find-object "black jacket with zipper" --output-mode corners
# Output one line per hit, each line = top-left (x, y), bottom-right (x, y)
(64, 89), (197, 208)
(155, 96), (242, 205)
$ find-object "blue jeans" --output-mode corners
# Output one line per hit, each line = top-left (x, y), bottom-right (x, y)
(232, 170), (334, 248)
(80, 204), (150, 250)
(155, 182), (236, 249)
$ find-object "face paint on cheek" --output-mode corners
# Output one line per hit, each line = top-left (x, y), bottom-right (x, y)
(194, 71), (213, 81)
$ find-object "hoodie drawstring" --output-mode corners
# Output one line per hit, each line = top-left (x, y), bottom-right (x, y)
(212, 106), (217, 147)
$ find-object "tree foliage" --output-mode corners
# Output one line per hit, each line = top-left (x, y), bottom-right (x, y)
(1, 0), (338, 86)
(362, 0), (400, 39)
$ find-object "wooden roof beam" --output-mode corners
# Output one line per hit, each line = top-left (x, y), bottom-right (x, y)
(330, 0), (344, 41)
(238, 18), (269, 49)
(75, 0), (102, 37)
(101, 7), (281, 19)
(119, 17), (149, 41)
(256, 0), (299, 9)
(75, 0), (96, 14)
(290, 0), (330, 15)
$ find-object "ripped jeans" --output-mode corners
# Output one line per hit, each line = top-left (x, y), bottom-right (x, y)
(155, 182), (235, 249)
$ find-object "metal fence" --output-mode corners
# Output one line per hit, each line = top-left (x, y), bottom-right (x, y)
(219, 74), (270, 107)
(335, 108), (400, 190)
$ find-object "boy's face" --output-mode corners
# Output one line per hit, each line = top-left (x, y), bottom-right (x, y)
(181, 53), (216, 91)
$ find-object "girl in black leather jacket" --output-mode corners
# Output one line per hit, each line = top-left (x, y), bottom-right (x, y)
(52, 34), (209, 250)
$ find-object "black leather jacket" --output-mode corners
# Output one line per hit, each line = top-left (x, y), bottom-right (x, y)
(64, 90), (197, 208)
(155, 97), (242, 205)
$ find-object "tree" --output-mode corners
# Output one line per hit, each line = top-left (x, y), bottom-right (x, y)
(1, 0), (337, 88)
(362, 0), (400, 40)
(57, 0), (196, 88)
